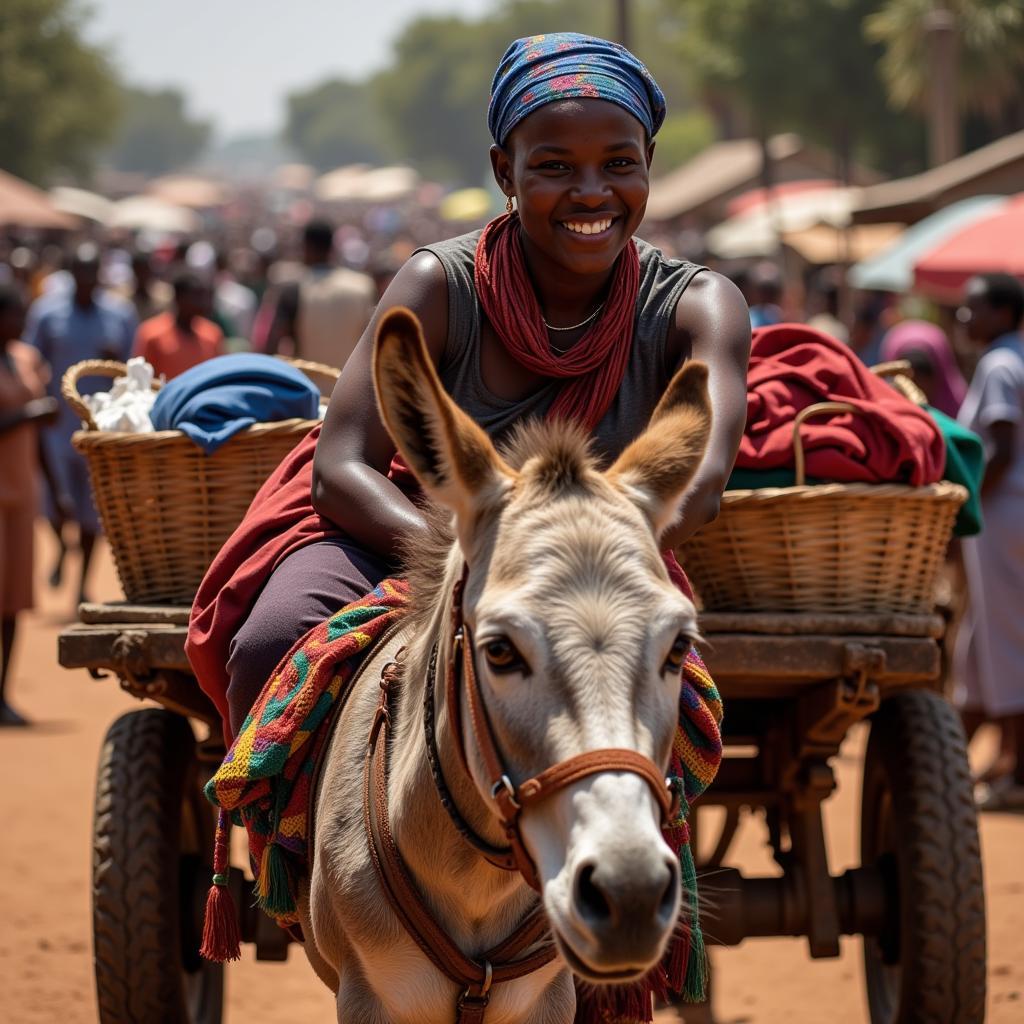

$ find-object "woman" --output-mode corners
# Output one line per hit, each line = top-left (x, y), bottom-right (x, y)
(879, 318), (967, 418)
(955, 273), (1024, 807)
(187, 34), (751, 740)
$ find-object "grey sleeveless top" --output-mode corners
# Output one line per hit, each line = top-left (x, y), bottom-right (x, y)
(416, 230), (706, 464)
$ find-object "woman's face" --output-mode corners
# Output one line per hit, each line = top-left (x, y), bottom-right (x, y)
(492, 98), (654, 277)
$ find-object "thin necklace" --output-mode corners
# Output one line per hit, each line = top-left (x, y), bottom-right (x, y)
(541, 302), (604, 332)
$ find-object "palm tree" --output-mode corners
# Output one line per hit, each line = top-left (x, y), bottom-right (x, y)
(866, 0), (1024, 162)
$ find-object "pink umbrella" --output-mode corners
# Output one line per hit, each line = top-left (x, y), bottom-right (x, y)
(913, 192), (1024, 303)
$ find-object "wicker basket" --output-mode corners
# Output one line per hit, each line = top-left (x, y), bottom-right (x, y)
(63, 357), (340, 605)
(677, 400), (967, 614)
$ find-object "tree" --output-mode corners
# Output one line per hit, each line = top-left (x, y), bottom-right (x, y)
(672, 0), (927, 178)
(107, 87), (211, 176)
(373, 0), (708, 185)
(0, 0), (119, 184)
(866, 0), (1024, 147)
(284, 79), (393, 171)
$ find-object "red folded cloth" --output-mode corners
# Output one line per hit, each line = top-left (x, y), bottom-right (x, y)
(737, 324), (945, 486)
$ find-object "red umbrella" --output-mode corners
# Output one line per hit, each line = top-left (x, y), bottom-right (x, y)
(913, 192), (1024, 303)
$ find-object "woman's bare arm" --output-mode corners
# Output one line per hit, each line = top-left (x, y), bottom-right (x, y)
(311, 252), (449, 558)
(662, 271), (751, 549)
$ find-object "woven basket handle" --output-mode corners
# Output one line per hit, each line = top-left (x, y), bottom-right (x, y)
(60, 360), (161, 431)
(792, 401), (859, 486)
(276, 355), (341, 400)
(871, 359), (927, 407)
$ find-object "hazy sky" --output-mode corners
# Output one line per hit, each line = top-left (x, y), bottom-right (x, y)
(85, 0), (496, 139)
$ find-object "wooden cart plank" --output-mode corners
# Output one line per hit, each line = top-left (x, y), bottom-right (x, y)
(701, 633), (940, 698)
(58, 624), (191, 672)
(78, 602), (191, 626)
(698, 612), (945, 639)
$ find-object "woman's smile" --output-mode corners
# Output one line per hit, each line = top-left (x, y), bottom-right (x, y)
(559, 215), (619, 240)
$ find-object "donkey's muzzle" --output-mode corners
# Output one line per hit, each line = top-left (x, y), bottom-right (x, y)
(568, 846), (680, 972)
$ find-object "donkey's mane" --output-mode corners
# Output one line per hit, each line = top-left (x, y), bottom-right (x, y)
(398, 417), (603, 638)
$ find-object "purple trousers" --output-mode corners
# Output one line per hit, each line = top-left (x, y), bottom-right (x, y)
(225, 538), (391, 737)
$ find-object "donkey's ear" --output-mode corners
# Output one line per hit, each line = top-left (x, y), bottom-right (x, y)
(373, 307), (513, 521)
(606, 361), (712, 537)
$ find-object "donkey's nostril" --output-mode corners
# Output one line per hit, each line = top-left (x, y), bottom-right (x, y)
(575, 862), (613, 926)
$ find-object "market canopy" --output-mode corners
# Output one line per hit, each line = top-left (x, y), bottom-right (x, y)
(848, 195), (1007, 293)
(50, 185), (116, 224)
(853, 129), (1024, 225)
(704, 186), (864, 259)
(315, 165), (419, 204)
(109, 195), (201, 234)
(147, 175), (230, 209)
(913, 193), (1024, 303)
(0, 169), (78, 229)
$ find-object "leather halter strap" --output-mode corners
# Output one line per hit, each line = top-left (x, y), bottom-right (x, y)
(363, 662), (556, 1024)
(454, 614), (679, 897)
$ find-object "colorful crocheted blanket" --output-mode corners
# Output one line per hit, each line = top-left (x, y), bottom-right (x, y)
(202, 578), (723, 1018)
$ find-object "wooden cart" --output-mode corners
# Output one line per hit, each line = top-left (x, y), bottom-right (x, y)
(59, 603), (985, 1024)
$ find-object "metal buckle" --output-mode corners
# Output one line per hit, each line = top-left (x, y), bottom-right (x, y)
(491, 774), (520, 810)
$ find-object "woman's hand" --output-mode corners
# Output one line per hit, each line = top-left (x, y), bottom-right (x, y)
(662, 271), (751, 550)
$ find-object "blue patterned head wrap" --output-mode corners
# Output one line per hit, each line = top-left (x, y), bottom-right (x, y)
(488, 33), (667, 147)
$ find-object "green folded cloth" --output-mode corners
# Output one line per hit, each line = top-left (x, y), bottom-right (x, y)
(726, 406), (984, 536)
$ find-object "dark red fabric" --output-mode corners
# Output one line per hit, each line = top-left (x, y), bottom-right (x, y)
(186, 427), (335, 739)
(474, 212), (641, 430)
(738, 324), (945, 485)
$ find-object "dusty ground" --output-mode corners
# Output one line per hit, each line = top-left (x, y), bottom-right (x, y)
(1, 525), (1021, 1023)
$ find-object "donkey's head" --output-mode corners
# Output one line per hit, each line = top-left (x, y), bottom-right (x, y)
(374, 308), (711, 982)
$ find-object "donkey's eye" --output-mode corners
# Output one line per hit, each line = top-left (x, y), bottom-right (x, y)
(663, 634), (690, 674)
(483, 639), (525, 674)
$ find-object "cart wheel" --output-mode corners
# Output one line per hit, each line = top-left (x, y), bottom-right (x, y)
(861, 690), (986, 1024)
(93, 708), (224, 1024)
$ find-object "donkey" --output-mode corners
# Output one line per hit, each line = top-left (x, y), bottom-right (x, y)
(297, 307), (712, 1024)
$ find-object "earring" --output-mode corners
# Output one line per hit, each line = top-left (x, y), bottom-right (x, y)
(506, 195), (514, 215)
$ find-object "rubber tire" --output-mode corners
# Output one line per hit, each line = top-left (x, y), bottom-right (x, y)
(93, 708), (224, 1024)
(861, 690), (986, 1024)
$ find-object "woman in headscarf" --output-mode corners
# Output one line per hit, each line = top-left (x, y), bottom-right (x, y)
(187, 32), (751, 743)
(879, 318), (967, 418)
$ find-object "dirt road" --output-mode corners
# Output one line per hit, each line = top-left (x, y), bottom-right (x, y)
(1, 528), (1021, 1023)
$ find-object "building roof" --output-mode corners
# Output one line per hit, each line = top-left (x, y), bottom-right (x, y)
(644, 134), (879, 225)
(0, 169), (78, 230)
(853, 130), (1024, 225)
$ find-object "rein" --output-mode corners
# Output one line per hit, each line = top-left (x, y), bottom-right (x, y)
(361, 565), (682, 1023)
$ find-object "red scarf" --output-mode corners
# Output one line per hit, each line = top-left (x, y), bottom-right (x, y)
(474, 212), (641, 430)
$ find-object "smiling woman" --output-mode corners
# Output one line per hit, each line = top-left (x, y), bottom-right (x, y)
(188, 23), (750, 765)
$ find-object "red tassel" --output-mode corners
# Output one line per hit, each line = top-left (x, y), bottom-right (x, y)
(200, 808), (241, 962)
(665, 931), (689, 994)
(200, 879), (242, 962)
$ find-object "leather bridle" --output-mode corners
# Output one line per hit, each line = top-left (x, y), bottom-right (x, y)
(362, 565), (680, 1022)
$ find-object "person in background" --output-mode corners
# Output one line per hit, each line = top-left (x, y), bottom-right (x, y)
(212, 249), (257, 344)
(879, 319), (967, 419)
(262, 218), (375, 369)
(955, 273), (1024, 808)
(0, 284), (58, 725)
(747, 261), (784, 328)
(806, 268), (850, 345)
(848, 292), (894, 366)
(24, 243), (137, 604)
(128, 250), (171, 324)
(133, 269), (224, 380)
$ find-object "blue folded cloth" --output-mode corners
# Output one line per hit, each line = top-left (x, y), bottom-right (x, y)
(150, 354), (320, 454)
